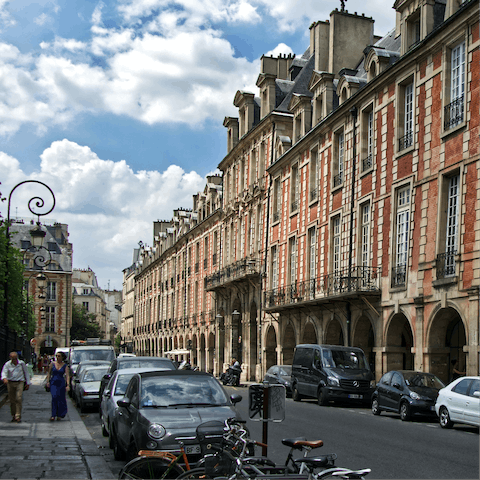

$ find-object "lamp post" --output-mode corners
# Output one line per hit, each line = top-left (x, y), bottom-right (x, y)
(3, 180), (55, 363)
(232, 309), (241, 364)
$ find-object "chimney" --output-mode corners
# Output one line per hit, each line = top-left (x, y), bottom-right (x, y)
(310, 20), (330, 73)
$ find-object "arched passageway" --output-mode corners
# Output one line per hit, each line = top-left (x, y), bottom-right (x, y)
(325, 318), (343, 345)
(249, 302), (258, 381)
(352, 315), (375, 373)
(208, 332), (215, 374)
(265, 326), (277, 369)
(428, 307), (466, 383)
(385, 313), (414, 371)
(302, 322), (318, 344)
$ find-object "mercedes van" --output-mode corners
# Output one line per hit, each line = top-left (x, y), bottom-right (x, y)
(291, 344), (375, 405)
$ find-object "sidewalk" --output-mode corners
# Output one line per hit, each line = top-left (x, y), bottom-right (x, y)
(0, 374), (115, 480)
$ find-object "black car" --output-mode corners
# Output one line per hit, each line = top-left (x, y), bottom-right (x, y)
(371, 370), (445, 421)
(263, 365), (292, 396)
(110, 370), (242, 461)
(99, 356), (176, 399)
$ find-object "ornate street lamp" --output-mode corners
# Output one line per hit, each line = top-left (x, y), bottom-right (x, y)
(3, 180), (55, 362)
(232, 309), (241, 364)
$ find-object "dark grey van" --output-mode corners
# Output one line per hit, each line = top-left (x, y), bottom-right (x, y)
(291, 344), (375, 405)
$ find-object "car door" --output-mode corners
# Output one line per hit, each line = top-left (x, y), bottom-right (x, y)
(384, 372), (403, 411)
(464, 379), (480, 426)
(376, 372), (393, 409)
(116, 376), (138, 450)
(448, 379), (471, 422)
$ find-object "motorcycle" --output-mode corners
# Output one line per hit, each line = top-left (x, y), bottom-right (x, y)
(220, 365), (241, 386)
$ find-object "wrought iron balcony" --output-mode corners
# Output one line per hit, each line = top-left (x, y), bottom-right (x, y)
(291, 200), (298, 212)
(362, 154), (373, 172)
(398, 131), (413, 151)
(310, 188), (318, 202)
(436, 251), (456, 279)
(391, 264), (406, 288)
(444, 96), (464, 130)
(333, 172), (343, 187)
(264, 266), (381, 310)
(273, 211), (280, 223)
(205, 256), (262, 290)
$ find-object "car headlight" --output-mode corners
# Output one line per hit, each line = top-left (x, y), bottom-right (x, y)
(148, 423), (166, 439)
(410, 391), (421, 400)
(327, 376), (340, 387)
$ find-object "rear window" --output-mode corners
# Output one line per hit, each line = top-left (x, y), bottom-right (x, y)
(118, 359), (175, 370)
(71, 349), (115, 364)
(81, 368), (109, 382)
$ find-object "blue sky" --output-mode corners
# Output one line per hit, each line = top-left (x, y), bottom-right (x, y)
(0, 0), (396, 290)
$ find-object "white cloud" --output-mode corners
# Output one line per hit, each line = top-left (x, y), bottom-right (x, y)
(1, 139), (206, 288)
(265, 43), (293, 57)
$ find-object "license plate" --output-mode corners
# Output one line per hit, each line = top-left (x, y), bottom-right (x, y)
(348, 394), (363, 399)
(184, 445), (201, 455)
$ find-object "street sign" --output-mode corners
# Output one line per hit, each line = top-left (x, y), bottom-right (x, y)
(248, 383), (286, 422)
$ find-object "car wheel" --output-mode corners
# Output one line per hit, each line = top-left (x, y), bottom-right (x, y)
(372, 397), (381, 415)
(399, 402), (411, 421)
(439, 406), (454, 429)
(112, 428), (126, 460)
(292, 386), (302, 402)
(317, 388), (329, 406)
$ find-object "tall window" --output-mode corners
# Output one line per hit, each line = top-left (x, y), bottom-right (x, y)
(46, 281), (56, 301)
(256, 204), (262, 253)
(213, 230), (218, 265)
(393, 186), (410, 287)
(332, 216), (341, 274)
(45, 306), (55, 332)
(445, 175), (459, 276)
(309, 148), (318, 201)
(308, 227), (316, 280)
(250, 148), (257, 185)
(273, 177), (281, 222)
(291, 164), (299, 212)
(361, 203), (370, 268)
(289, 237), (296, 286)
(239, 217), (244, 258)
(334, 132), (344, 187)
(271, 246), (278, 290)
(362, 110), (374, 171)
(445, 42), (465, 129)
(249, 212), (255, 256)
(82, 302), (89, 311)
(400, 83), (414, 150)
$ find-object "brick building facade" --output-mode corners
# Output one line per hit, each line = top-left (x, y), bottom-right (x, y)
(126, 0), (479, 383)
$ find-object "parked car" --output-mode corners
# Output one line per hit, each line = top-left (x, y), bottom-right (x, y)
(100, 367), (161, 441)
(72, 360), (111, 404)
(371, 370), (445, 421)
(435, 376), (480, 429)
(263, 365), (292, 396)
(76, 365), (110, 413)
(291, 344), (375, 405)
(99, 356), (176, 399)
(110, 370), (242, 461)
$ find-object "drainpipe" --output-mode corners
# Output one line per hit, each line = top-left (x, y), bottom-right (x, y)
(259, 122), (275, 378)
(347, 107), (358, 347)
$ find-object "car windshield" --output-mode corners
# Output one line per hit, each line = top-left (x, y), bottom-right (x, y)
(115, 373), (136, 395)
(82, 368), (109, 382)
(118, 359), (175, 370)
(71, 350), (115, 364)
(403, 372), (445, 389)
(140, 375), (229, 408)
(279, 366), (292, 376)
(322, 349), (369, 370)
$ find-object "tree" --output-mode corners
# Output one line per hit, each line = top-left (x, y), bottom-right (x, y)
(70, 303), (102, 341)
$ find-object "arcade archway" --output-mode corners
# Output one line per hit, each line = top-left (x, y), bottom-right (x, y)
(265, 326), (277, 369)
(385, 313), (414, 371)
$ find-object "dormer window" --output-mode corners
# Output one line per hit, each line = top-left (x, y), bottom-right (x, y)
(406, 11), (421, 50)
(340, 87), (348, 104)
(368, 60), (377, 81)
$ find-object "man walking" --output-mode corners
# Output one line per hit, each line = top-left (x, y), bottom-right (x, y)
(1, 351), (31, 423)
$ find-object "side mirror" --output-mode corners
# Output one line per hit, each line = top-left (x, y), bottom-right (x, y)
(392, 383), (401, 390)
(473, 391), (480, 398)
(117, 398), (131, 408)
(103, 389), (111, 398)
(103, 374), (111, 381)
(230, 393), (242, 405)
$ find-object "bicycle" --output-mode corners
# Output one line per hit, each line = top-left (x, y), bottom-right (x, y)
(118, 436), (197, 479)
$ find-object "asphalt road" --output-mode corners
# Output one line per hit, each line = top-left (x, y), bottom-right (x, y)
(78, 384), (479, 480)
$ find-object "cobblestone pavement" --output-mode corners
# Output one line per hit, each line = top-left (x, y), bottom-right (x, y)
(0, 373), (115, 480)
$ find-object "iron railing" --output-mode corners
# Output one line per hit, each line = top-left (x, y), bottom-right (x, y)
(310, 188), (318, 202)
(391, 264), (406, 288)
(444, 96), (464, 130)
(264, 266), (381, 309)
(333, 172), (343, 187)
(398, 131), (413, 151)
(362, 154), (373, 172)
(205, 257), (262, 290)
(436, 251), (456, 279)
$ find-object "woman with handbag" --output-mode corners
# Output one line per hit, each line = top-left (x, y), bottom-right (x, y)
(46, 352), (70, 421)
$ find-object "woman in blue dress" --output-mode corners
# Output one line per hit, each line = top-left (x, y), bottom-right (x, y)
(46, 352), (70, 421)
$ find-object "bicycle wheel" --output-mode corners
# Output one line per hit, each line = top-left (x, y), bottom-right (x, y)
(119, 456), (184, 479)
(176, 467), (212, 479)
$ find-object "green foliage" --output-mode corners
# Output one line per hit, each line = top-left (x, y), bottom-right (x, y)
(70, 303), (102, 341)
(114, 333), (121, 350)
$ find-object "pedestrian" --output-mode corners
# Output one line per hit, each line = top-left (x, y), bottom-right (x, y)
(31, 352), (37, 373)
(43, 354), (50, 373)
(1, 351), (31, 423)
(37, 355), (43, 374)
(46, 351), (70, 421)
(451, 359), (465, 382)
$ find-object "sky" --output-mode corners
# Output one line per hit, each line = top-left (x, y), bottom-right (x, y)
(0, 0), (396, 291)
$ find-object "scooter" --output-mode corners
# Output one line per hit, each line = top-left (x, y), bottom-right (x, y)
(220, 365), (241, 386)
